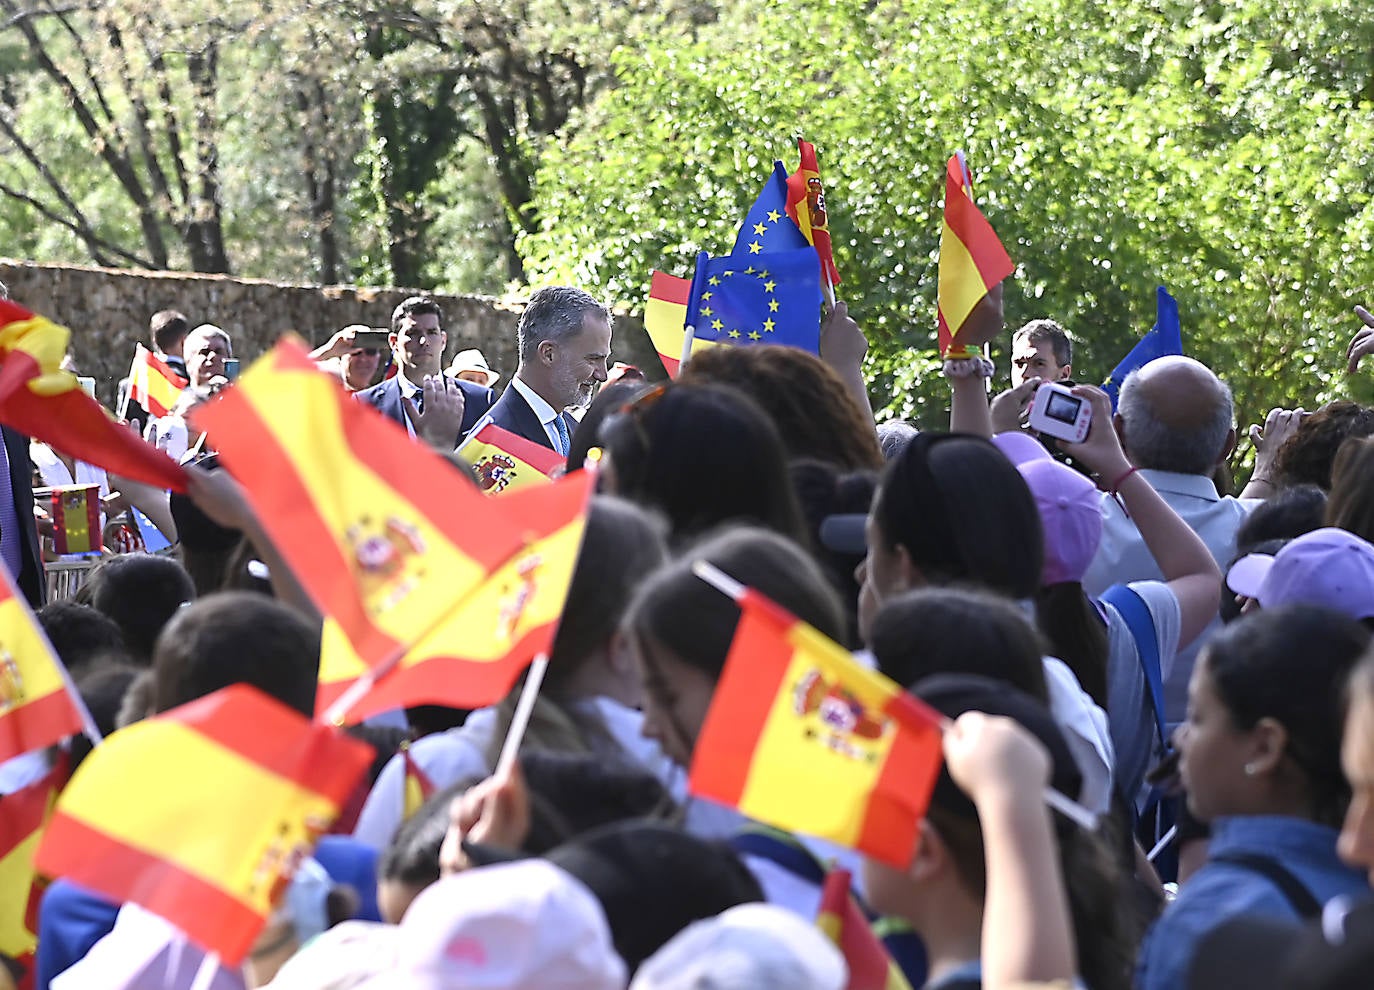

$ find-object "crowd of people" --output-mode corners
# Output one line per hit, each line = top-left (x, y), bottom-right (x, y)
(5, 271), (1374, 990)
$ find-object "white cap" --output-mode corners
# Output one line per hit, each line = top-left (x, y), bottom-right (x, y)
(446, 348), (500, 388)
(629, 903), (847, 990)
(360, 860), (627, 990)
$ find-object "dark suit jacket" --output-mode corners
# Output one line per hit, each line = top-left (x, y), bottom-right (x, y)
(354, 374), (495, 448)
(4, 426), (46, 607)
(486, 382), (579, 451)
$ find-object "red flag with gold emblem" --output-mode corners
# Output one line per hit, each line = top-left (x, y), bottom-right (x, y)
(785, 138), (842, 289)
(457, 422), (564, 494)
(936, 153), (1014, 359)
(0, 563), (84, 764)
(34, 685), (373, 965)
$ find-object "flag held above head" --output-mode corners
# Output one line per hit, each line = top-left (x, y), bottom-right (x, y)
(0, 299), (188, 492)
(687, 579), (944, 868)
(33, 684), (374, 965)
(731, 161), (812, 258)
(936, 152), (1015, 359)
(126, 343), (188, 419)
(785, 138), (842, 292)
(1103, 286), (1184, 410)
(645, 270), (719, 379)
(684, 248), (823, 354)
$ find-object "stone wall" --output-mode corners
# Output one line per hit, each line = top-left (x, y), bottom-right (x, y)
(0, 259), (664, 408)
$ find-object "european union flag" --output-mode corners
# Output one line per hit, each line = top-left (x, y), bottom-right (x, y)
(686, 247), (822, 353)
(1103, 286), (1183, 410)
(731, 161), (811, 256)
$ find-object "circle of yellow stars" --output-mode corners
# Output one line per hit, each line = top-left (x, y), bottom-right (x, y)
(696, 265), (781, 342)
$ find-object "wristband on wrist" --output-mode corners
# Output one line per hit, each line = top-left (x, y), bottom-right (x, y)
(1104, 465), (1140, 495)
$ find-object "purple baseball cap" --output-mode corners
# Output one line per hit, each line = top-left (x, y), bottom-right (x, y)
(992, 431), (1103, 587)
(1227, 527), (1374, 621)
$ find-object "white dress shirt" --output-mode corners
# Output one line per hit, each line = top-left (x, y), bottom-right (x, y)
(510, 376), (566, 452)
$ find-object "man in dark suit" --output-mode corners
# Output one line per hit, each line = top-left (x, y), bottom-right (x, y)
(476, 286), (612, 456)
(355, 296), (494, 449)
(0, 281), (46, 606)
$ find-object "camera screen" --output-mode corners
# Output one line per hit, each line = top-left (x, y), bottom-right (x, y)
(1044, 390), (1082, 424)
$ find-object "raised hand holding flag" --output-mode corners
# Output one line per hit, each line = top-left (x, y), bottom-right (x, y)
(936, 153), (1014, 359)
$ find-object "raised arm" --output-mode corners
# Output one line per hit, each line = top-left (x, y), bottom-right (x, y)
(1064, 385), (1221, 647)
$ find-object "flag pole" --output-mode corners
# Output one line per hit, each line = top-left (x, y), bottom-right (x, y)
(189, 951), (220, 990)
(494, 653), (549, 778)
(679, 250), (710, 373)
(320, 642), (407, 726)
(690, 559), (1099, 832)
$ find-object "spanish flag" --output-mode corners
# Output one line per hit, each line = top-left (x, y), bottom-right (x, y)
(42, 484), (102, 555)
(314, 470), (592, 723)
(0, 754), (66, 958)
(816, 868), (913, 990)
(401, 744), (435, 820)
(0, 300), (188, 491)
(688, 590), (944, 868)
(127, 342), (188, 418)
(785, 138), (842, 289)
(193, 341), (592, 723)
(936, 152), (1014, 359)
(0, 564), (84, 764)
(33, 685), (373, 965)
(457, 422), (564, 494)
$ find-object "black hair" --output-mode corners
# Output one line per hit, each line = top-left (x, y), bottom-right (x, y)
(68, 663), (142, 771)
(788, 459), (877, 649)
(390, 295), (443, 333)
(1035, 584), (1110, 706)
(36, 601), (129, 680)
(1220, 538), (1289, 624)
(870, 588), (1049, 703)
(1203, 605), (1371, 827)
(379, 776), (471, 888)
(150, 310), (189, 353)
(601, 383), (809, 546)
(82, 554), (196, 665)
(151, 591), (321, 718)
(1014, 318), (1073, 367)
(624, 525), (845, 682)
(520, 751), (674, 854)
(566, 379), (651, 472)
(1236, 483), (1327, 554)
(873, 432), (1043, 598)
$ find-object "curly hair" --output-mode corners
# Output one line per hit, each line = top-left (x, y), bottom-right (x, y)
(1273, 401), (1374, 491)
(678, 345), (883, 470)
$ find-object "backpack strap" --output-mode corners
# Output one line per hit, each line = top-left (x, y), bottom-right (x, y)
(1100, 583), (1166, 743)
(1209, 852), (1323, 919)
(729, 825), (828, 886)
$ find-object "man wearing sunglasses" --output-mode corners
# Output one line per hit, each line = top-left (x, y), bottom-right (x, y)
(356, 296), (496, 449)
(310, 324), (389, 393)
(470, 286), (612, 457)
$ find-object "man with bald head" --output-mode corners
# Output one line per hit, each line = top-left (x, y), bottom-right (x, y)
(1082, 355), (1255, 721)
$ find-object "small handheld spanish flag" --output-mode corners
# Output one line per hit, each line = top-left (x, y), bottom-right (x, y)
(936, 152), (1014, 359)
(127, 342), (188, 418)
(785, 138), (842, 291)
(688, 584), (944, 868)
(38, 484), (102, 555)
(34, 685), (374, 965)
(816, 867), (914, 990)
(0, 564), (84, 764)
(457, 422), (564, 494)
(401, 743), (436, 820)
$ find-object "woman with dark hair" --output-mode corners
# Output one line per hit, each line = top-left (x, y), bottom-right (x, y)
(599, 382), (809, 547)
(789, 459), (878, 648)
(864, 674), (1138, 990)
(564, 378), (650, 472)
(352, 495), (671, 849)
(619, 525), (857, 918)
(1135, 606), (1371, 990)
(677, 344), (884, 470)
(1327, 435), (1374, 544)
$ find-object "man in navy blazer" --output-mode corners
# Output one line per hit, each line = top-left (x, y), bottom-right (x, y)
(355, 296), (494, 449)
(474, 287), (612, 456)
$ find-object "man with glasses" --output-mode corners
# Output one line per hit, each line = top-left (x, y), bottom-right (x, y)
(355, 296), (495, 449)
(310, 324), (388, 393)
(470, 286), (612, 456)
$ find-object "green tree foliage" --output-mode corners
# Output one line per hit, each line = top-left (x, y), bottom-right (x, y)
(522, 0), (1374, 451)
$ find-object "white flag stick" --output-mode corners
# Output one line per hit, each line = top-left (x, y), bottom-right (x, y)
(494, 654), (550, 778)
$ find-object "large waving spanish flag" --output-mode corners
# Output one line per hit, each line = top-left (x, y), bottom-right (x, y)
(688, 590), (944, 868)
(457, 422), (564, 494)
(193, 340), (591, 724)
(34, 685), (373, 965)
(127, 342), (188, 418)
(314, 470), (591, 723)
(0, 563), (84, 764)
(0, 300), (188, 491)
(785, 138), (842, 289)
(936, 152), (1014, 359)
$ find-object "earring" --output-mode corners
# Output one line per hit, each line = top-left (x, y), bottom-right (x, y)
(1244, 763), (1258, 776)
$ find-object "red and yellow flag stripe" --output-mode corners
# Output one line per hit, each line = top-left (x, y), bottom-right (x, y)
(689, 591), (944, 868)
(0, 755), (66, 957)
(816, 868), (913, 990)
(128, 343), (188, 418)
(936, 153), (1014, 358)
(458, 422), (564, 494)
(34, 685), (373, 965)
(645, 271), (721, 378)
(0, 566), (83, 764)
(785, 138), (842, 288)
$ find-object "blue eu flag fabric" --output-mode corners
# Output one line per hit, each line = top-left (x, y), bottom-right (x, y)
(686, 247), (822, 353)
(731, 161), (812, 256)
(1103, 286), (1183, 409)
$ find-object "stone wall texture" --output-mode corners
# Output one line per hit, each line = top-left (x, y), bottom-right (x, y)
(0, 259), (664, 408)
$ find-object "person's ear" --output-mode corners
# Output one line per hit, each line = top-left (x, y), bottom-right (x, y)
(1061, 363), (1073, 381)
(1113, 412), (1128, 455)
(388, 330), (399, 351)
(1246, 717), (1289, 778)
(907, 818), (948, 885)
(538, 340), (556, 367)
(1217, 426), (1238, 467)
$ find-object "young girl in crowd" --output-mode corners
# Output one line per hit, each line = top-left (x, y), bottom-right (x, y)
(352, 495), (670, 849)
(1135, 605), (1371, 989)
